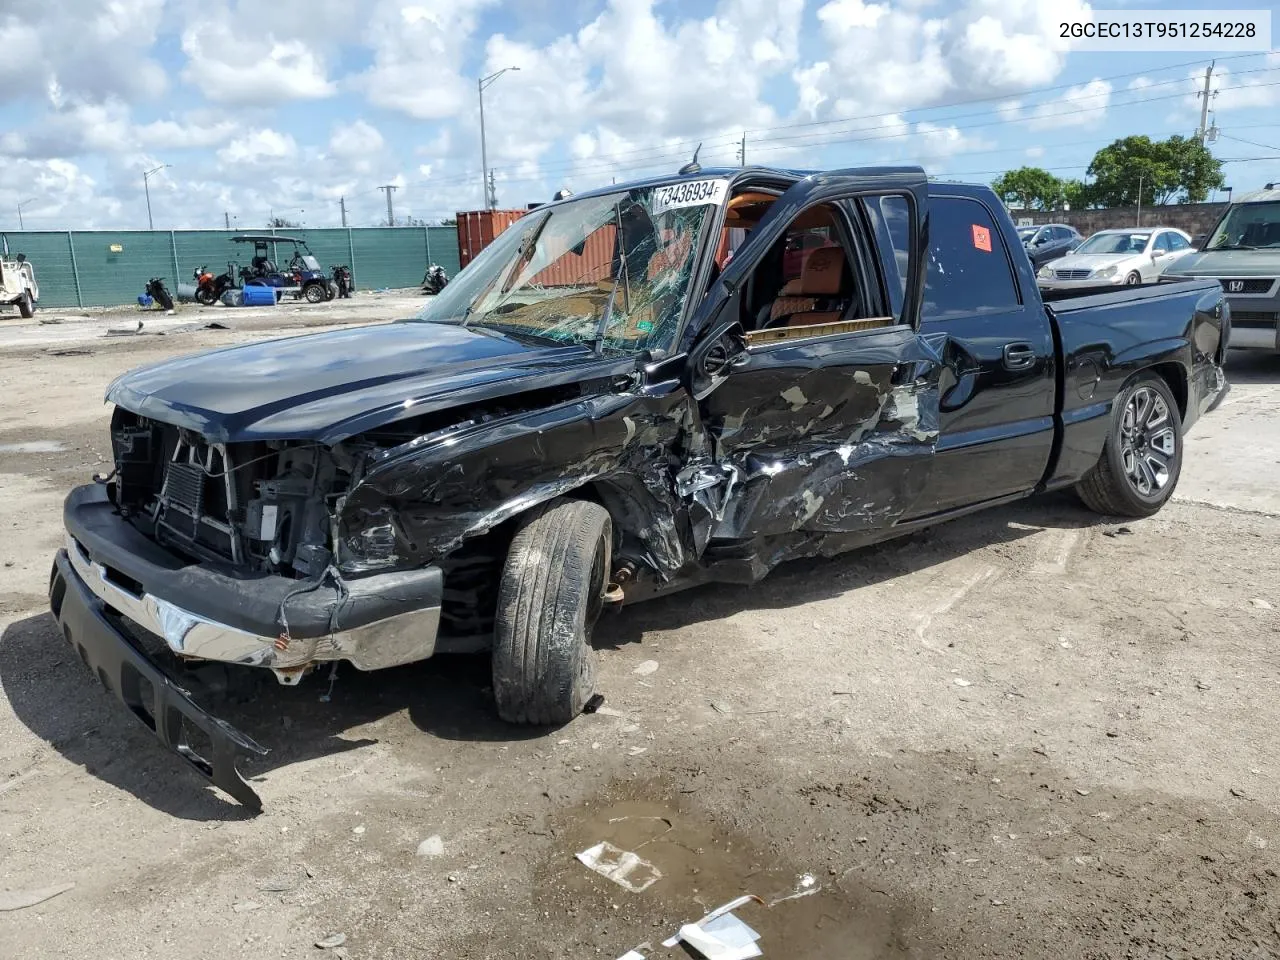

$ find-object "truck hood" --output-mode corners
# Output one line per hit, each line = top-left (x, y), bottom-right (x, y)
(1160, 250), (1280, 278)
(106, 320), (627, 444)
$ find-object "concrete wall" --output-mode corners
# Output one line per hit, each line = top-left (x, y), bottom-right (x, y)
(1013, 202), (1229, 239)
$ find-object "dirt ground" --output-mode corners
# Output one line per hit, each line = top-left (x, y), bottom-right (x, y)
(1, 298), (1278, 959)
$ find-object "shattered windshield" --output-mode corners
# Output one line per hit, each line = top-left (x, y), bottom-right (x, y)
(414, 182), (726, 355)
(1206, 201), (1280, 250)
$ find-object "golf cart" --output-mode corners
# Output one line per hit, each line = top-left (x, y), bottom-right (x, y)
(0, 235), (38, 318)
(231, 235), (334, 303)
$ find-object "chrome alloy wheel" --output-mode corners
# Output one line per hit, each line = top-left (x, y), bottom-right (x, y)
(1119, 385), (1177, 498)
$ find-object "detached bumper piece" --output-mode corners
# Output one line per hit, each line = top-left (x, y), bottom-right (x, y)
(49, 549), (268, 810)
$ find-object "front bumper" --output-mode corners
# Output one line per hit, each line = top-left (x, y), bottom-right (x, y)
(1036, 276), (1126, 291)
(49, 549), (268, 808)
(1221, 293), (1279, 351)
(63, 484), (443, 681)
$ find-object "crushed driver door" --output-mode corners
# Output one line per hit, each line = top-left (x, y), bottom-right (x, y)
(679, 168), (943, 547)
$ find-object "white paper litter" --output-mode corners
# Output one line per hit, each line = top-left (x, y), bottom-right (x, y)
(575, 841), (662, 893)
(661, 895), (765, 958)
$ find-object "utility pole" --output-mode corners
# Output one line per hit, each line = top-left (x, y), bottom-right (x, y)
(17, 198), (35, 230)
(224, 211), (230, 229)
(1196, 61), (1215, 144)
(143, 163), (169, 230)
(739, 131), (747, 167)
(487, 170), (497, 209)
(478, 67), (520, 210)
(1136, 171), (1143, 227)
(339, 196), (348, 228)
(379, 185), (398, 226)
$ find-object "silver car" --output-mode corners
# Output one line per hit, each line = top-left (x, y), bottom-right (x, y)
(1036, 227), (1196, 290)
(1161, 184), (1280, 352)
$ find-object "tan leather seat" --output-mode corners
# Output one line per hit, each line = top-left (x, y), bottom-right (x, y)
(768, 245), (848, 327)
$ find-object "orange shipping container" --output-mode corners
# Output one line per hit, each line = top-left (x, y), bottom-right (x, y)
(455, 209), (526, 270)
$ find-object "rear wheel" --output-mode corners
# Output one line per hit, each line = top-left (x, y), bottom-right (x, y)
(195, 287), (218, 306)
(17, 290), (34, 319)
(1125, 271), (1142, 285)
(492, 500), (611, 725)
(1076, 373), (1182, 517)
(303, 282), (327, 303)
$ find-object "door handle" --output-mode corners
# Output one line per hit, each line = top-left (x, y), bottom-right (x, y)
(1002, 342), (1037, 371)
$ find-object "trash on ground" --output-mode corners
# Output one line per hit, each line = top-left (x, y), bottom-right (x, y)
(662, 895), (766, 959)
(583, 693), (606, 714)
(232, 900), (262, 913)
(47, 348), (93, 357)
(315, 933), (347, 949)
(633, 660), (659, 676)
(575, 841), (662, 892)
(416, 835), (445, 858)
(615, 944), (652, 960)
(205, 321), (230, 330)
(1249, 597), (1273, 609)
(0, 881), (75, 912)
(953, 677), (972, 687)
(37, 318), (61, 325)
(768, 872), (821, 906)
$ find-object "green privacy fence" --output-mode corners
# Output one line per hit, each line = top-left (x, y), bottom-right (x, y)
(2, 227), (461, 309)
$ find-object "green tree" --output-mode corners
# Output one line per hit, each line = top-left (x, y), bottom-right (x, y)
(1062, 178), (1093, 210)
(991, 167), (1065, 210)
(1086, 135), (1224, 207)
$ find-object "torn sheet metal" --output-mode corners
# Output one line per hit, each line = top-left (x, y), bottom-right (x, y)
(575, 841), (663, 893)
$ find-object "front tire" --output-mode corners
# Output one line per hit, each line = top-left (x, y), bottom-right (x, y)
(1076, 372), (1183, 518)
(196, 288), (218, 306)
(17, 290), (34, 319)
(492, 500), (611, 725)
(303, 282), (327, 304)
(1125, 271), (1142, 285)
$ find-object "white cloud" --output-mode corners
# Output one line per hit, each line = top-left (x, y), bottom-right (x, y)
(182, 21), (336, 104)
(795, 0), (1091, 120)
(217, 130), (299, 165)
(1026, 79), (1112, 130)
(1025, 145), (1046, 159)
(330, 120), (386, 159)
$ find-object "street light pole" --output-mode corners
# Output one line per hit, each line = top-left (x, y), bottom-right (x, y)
(16, 198), (36, 230)
(143, 164), (170, 230)
(478, 67), (520, 210)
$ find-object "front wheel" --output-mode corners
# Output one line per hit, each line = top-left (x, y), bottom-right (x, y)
(1076, 373), (1183, 517)
(303, 282), (327, 304)
(492, 500), (612, 725)
(196, 287), (218, 306)
(17, 290), (34, 319)
(1125, 271), (1142, 285)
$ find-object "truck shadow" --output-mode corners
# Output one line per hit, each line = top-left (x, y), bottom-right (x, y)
(0, 492), (1106, 820)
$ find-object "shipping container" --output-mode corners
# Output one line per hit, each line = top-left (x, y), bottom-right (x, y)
(455, 209), (526, 270)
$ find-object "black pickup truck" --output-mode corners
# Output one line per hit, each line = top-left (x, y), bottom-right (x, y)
(48, 165), (1228, 807)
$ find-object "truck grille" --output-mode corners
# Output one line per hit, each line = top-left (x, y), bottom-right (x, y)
(1055, 269), (1092, 280)
(1220, 278), (1275, 294)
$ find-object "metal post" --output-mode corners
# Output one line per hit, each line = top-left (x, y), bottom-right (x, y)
(478, 77), (490, 209)
(1136, 172), (1143, 227)
(340, 196), (348, 228)
(145, 176), (154, 230)
(170, 230), (180, 286)
(379, 185), (398, 226)
(425, 225), (432, 266)
(347, 228), (356, 286)
(224, 211), (230, 229)
(740, 131), (747, 167)
(67, 231), (83, 307)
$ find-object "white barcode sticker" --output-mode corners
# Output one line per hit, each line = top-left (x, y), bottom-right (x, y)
(651, 179), (729, 214)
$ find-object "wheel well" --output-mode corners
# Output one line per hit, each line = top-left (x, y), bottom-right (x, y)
(1145, 362), (1188, 419)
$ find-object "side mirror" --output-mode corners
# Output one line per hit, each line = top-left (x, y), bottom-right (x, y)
(687, 323), (747, 400)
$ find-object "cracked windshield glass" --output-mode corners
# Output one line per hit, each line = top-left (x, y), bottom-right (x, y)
(414, 182), (726, 355)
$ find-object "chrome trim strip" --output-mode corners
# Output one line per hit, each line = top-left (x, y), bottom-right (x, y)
(64, 534), (440, 681)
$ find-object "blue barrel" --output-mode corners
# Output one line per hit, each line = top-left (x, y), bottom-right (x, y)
(242, 285), (276, 306)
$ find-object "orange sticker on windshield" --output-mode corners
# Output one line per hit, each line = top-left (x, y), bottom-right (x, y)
(972, 224), (992, 252)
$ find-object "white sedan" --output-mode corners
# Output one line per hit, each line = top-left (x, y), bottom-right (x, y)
(1036, 227), (1197, 290)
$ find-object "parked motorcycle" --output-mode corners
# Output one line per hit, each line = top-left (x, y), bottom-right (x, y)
(146, 277), (175, 312)
(332, 264), (353, 299)
(193, 263), (236, 306)
(422, 263), (449, 295)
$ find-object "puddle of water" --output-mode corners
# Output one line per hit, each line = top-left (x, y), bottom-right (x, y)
(0, 441), (66, 454)
(527, 781), (923, 960)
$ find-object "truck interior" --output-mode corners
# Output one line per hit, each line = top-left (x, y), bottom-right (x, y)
(714, 189), (896, 345)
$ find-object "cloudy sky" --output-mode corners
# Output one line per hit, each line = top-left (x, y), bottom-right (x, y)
(1, 0), (1278, 231)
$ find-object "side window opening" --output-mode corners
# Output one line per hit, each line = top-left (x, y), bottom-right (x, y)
(722, 195), (894, 343)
